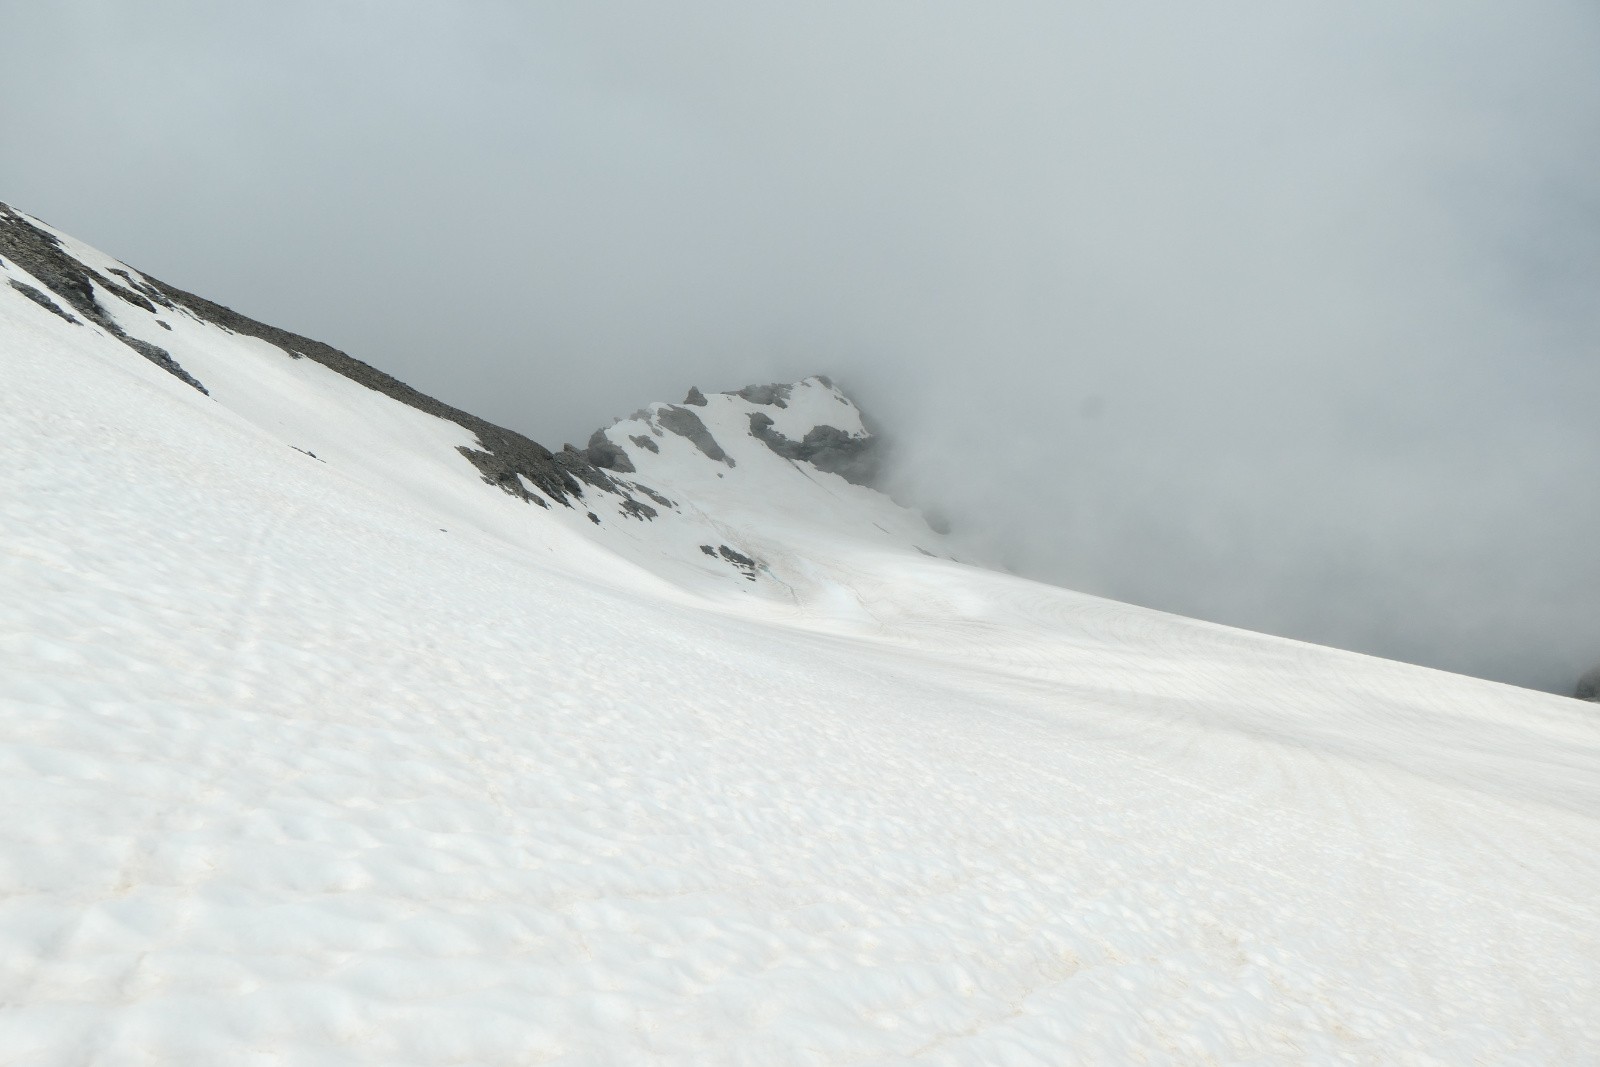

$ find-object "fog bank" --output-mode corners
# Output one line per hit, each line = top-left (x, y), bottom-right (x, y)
(4, 2), (1597, 691)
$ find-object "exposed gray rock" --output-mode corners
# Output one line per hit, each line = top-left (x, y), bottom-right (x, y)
(105, 268), (167, 311)
(747, 412), (880, 486)
(635, 484), (674, 509)
(619, 498), (657, 521)
(555, 445), (620, 493)
(585, 429), (635, 473)
(718, 544), (755, 565)
(8, 279), (77, 323)
(0, 203), (207, 395)
(684, 386), (707, 406)
(551, 444), (678, 522)
(3, 204), (625, 501)
(799, 425), (881, 485)
(657, 405), (733, 465)
(698, 543), (756, 579)
(718, 544), (758, 580)
(736, 383), (792, 407)
(1576, 666), (1600, 702)
(746, 413), (796, 458)
(121, 336), (209, 395)
(23, 204), (593, 502)
(629, 434), (659, 454)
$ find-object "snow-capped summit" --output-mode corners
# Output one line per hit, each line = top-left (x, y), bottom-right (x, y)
(557, 376), (951, 594)
(4, 202), (1599, 1065)
(595, 376), (882, 489)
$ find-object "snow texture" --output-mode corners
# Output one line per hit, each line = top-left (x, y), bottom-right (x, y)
(3, 217), (1599, 1065)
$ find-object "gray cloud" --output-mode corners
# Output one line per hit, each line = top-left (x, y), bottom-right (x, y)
(4, 1), (1598, 692)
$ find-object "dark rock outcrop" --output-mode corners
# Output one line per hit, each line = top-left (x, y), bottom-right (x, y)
(736, 383), (792, 407)
(8, 279), (77, 323)
(1, 203), (208, 395)
(698, 544), (757, 580)
(657, 405), (733, 465)
(635, 484), (673, 508)
(747, 412), (880, 486)
(683, 386), (707, 406)
(698, 543), (757, 580)
(585, 429), (635, 473)
(1577, 666), (1600, 702)
(619, 498), (657, 521)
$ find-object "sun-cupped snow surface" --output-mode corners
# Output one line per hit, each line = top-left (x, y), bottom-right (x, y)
(3, 254), (1600, 1066)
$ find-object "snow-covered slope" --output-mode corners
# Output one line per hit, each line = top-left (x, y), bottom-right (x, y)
(3, 206), (1599, 1065)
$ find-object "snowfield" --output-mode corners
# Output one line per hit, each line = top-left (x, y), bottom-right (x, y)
(2, 216), (1599, 1065)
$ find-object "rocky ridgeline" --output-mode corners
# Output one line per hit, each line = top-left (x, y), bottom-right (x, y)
(0, 204), (208, 395)
(1576, 666), (1600, 702)
(0, 201), (631, 510)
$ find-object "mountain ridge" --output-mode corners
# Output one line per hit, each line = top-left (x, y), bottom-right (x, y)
(0, 200), (941, 598)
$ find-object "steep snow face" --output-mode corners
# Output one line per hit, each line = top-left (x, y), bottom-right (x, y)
(4, 211), (1600, 1065)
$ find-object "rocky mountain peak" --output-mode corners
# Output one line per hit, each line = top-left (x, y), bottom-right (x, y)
(586, 376), (882, 488)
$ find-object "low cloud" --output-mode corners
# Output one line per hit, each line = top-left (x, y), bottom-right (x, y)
(4, 1), (1597, 691)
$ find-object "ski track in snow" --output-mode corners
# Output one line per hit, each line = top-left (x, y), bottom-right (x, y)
(2, 246), (1599, 1065)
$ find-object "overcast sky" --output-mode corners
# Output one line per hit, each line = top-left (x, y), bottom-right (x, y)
(5, 2), (1598, 693)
